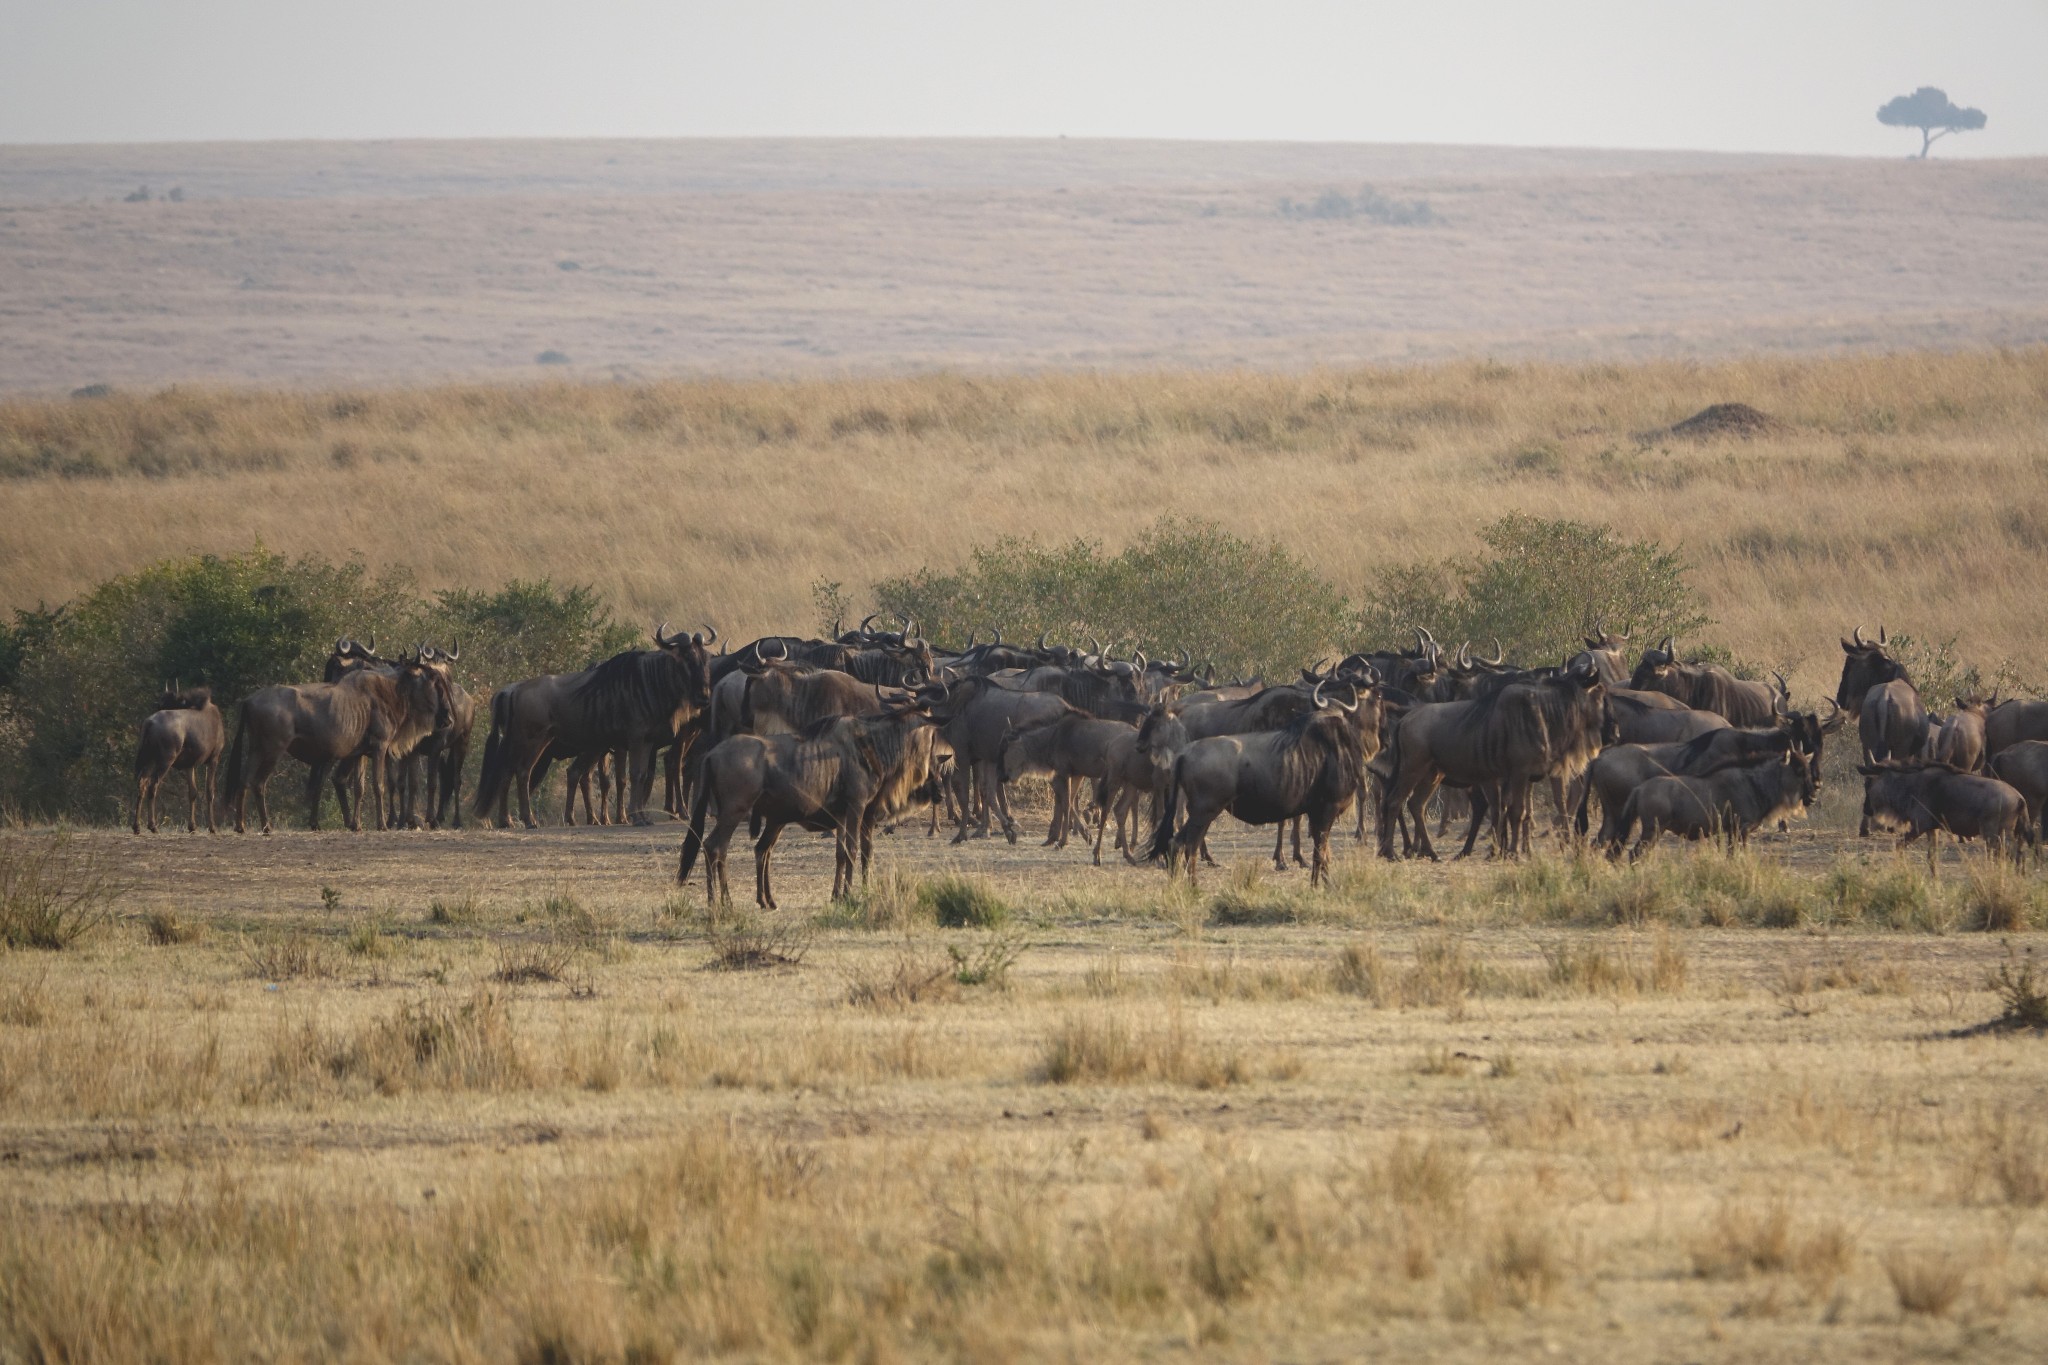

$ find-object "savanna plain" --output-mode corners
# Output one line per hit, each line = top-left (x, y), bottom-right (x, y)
(6, 138), (2048, 1363)
(4, 346), (2048, 1361)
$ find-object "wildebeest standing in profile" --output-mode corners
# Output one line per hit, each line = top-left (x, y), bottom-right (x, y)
(1834, 626), (1930, 768)
(1858, 760), (2027, 863)
(473, 624), (715, 828)
(225, 653), (448, 833)
(131, 684), (225, 834)
(1148, 681), (1366, 888)
(1629, 636), (1783, 727)
(1613, 749), (1817, 861)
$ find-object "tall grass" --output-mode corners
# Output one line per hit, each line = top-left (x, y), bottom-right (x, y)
(3, 349), (2045, 691)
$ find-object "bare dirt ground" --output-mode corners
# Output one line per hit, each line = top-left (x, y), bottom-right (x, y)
(6, 810), (2048, 1360)
(1, 139), (2043, 393)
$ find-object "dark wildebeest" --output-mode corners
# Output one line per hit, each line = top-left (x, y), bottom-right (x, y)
(1927, 696), (1992, 772)
(677, 693), (942, 907)
(1615, 749), (1817, 860)
(1858, 761), (2027, 862)
(1630, 637), (1783, 727)
(324, 638), (476, 829)
(1377, 660), (1608, 860)
(226, 652), (447, 834)
(931, 674), (1077, 843)
(473, 624), (715, 829)
(1605, 689), (1730, 745)
(1985, 699), (2048, 760)
(1578, 726), (1795, 854)
(998, 708), (1139, 857)
(1834, 626), (1930, 769)
(131, 684), (225, 834)
(1147, 681), (1366, 888)
(1987, 741), (2048, 845)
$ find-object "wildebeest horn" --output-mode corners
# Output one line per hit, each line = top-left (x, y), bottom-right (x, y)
(1412, 627), (1428, 655)
(334, 637), (352, 656)
(1878, 625), (1887, 646)
(1851, 625), (1867, 648)
(361, 635), (374, 655)
(860, 613), (879, 634)
(992, 627), (1002, 645)
(1133, 649), (1146, 669)
(768, 637), (788, 661)
(1487, 638), (1505, 666)
(655, 620), (673, 646)
(1037, 628), (1050, 650)
(963, 630), (977, 651)
(1312, 678), (1328, 709)
(1657, 634), (1673, 656)
(1338, 683), (1359, 713)
(446, 639), (459, 662)
(701, 623), (718, 646)
(1458, 641), (1471, 668)
(1178, 647), (1191, 670)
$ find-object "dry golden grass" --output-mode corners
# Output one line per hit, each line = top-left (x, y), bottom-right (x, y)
(5, 347), (2047, 701)
(5, 823), (2048, 1360)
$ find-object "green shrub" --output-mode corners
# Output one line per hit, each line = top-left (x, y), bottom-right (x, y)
(874, 516), (1350, 679)
(0, 547), (638, 823)
(924, 875), (1010, 929)
(1356, 513), (1711, 666)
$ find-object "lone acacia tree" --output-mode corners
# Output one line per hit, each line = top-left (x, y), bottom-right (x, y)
(1877, 87), (1987, 158)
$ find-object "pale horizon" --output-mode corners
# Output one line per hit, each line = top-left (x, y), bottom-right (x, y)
(4, 0), (2042, 158)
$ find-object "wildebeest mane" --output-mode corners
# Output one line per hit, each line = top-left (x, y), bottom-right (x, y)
(572, 649), (695, 737)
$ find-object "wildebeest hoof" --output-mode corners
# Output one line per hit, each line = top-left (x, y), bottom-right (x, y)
(630, 811), (657, 827)
(1005, 829), (1018, 845)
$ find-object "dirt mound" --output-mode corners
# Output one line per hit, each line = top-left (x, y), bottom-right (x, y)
(1666, 402), (1785, 440)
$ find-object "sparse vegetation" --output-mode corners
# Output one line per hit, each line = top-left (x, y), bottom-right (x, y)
(0, 837), (117, 949)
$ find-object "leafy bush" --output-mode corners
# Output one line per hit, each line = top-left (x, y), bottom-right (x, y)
(1279, 186), (1436, 225)
(0, 547), (642, 823)
(875, 516), (1350, 679)
(1356, 513), (1711, 667)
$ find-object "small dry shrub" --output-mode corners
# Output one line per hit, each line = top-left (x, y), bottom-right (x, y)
(1985, 940), (2048, 1030)
(948, 929), (1024, 988)
(843, 947), (955, 1011)
(1964, 1107), (2048, 1208)
(334, 990), (529, 1095)
(1539, 931), (1686, 997)
(0, 970), (48, 1027)
(1964, 865), (2038, 933)
(1330, 939), (1388, 1002)
(832, 865), (928, 931)
(1883, 1249), (1967, 1317)
(1464, 1219), (1565, 1311)
(1038, 1008), (1261, 1088)
(1084, 950), (1129, 997)
(1372, 1135), (1470, 1217)
(0, 837), (118, 949)
(143, 909), (202, 945)
(241, 932), (331, 980)
(1689, 1195), (1856, 1295)
(706, 914), (813, 971)
(492, 938), (572, 985)
(925, 875), (1008, 929)
(426, 894), (483, 927)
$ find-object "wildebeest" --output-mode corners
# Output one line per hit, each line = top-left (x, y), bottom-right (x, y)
(226, 652), (448, 834)
(1376, 660), (1607, 860)
(1148, 681), (1366, 887)
(1834, 626), (1930, 765)
(1985, 699), (2048, 759)
(998, 708), (1139, 858)
(1927, 696), (1992, 773)
(1987, 741), (2048, 844)
(1578, 726), (1794, 854)
(677, 693), (941, 907)
(1615, 749), (1817, 859)
(930, 674), (1078, 843)
(131, 684), (225, 834)
(324, 638), (475, 829)
(474, 624), (715, 828)
(1857, 760), (2027, 861)
(1605, 689), (1730, 745)
(1630, 637), (1783, 727)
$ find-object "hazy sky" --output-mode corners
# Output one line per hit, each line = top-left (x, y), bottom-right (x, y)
(3, 0), (2042, 156)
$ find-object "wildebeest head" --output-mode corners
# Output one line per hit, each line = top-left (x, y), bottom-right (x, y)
(1834, 625), (1910, 715)
(323, 635), (386, 683)
(1628, 635), (1680, 692)
(653, 620), (717, 709)
(155, 681), (213, 712)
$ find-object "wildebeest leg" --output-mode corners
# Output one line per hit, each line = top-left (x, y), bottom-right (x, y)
(627, 743), (661, 824)
(307, 758), (337, 831)
(1045, 771), (1068, 848)
(1291, 816), (1306, 868)
(1173, 812), (1220, 889)
(982, 763), (1019, 844)
(753, 823), (788, 910)
(1309, 816), (1335, 888)
(185, 764), (203, 833)
(663, 739), (683, 816)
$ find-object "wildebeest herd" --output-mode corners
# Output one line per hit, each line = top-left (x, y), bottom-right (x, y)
(129, 616), (2048, 904)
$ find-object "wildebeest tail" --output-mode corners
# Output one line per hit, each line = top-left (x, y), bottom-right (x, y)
(471, 690), (512, 819)
(1573, 770), (1593, 839)
(1145, 761), (1180, 862)
(677, 772), (715, 884)
(1613, 787), (1643, 853)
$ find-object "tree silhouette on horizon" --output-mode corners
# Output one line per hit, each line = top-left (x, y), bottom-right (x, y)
(1877, 87), (1987, 159)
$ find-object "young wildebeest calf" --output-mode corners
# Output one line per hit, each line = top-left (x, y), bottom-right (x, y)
(132, 685), (225, 834)
(998, 707), (1139, 860)
(1149, 682), (1365, 888)
(1616, 749), (1816, 861)
(1859, 761), (2028, 862)
(1578, 726), (1793, 856)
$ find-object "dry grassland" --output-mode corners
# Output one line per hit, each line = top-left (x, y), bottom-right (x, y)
(5, 348), (2047, 699)
(5, 821), (2048, 1362)
(2, 141), (2044, 393)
